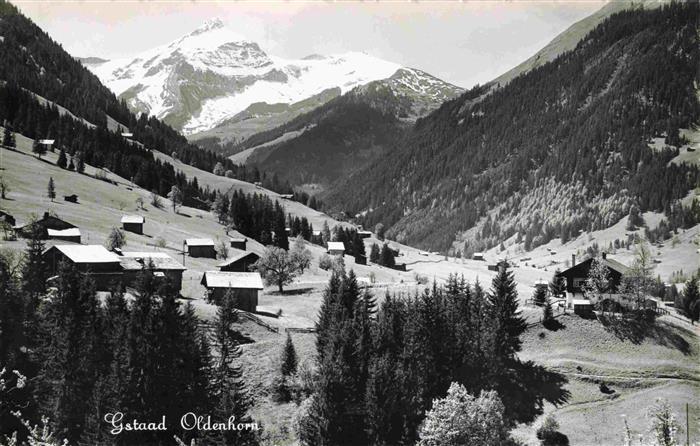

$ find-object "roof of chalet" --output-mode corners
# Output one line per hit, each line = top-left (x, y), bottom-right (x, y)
(47, 245), (120, 264)
(327, 242), (345, 251)
(217, 250), (260, 268)
(559, 256), (630, 277)
(229, 236), (247, 243)
(201, 271), (264, 289)
(572, 299), (592, 306)
(185, 238), (215, 247)
(47, 228), (81, 237)
(119, 252), (186, 271)
(121, 215), (145, 224)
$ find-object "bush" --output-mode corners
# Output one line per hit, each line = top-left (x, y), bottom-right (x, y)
(536, 415), (569, 446)
(271, 376), (292, 403)
(414, 273), (429, 285)
(319, 254), (333, 271)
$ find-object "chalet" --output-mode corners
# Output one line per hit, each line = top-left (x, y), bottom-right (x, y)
(279, 194), (294, 200)
(534, 279), (548, 292)
(355, 254), (367, 265)
(185, 238), (217, 258)
(201, 271), (263, 311)
(18, 212), (75, 239)
(43, 245), (122, 290)
(121, 215), (145, 234)
(327, 241), (345, 256)
(64, 194), (79, 203)
(393, 263), (407, 272)
(47, 228), (81, 244)
(0, 210), (15, 227)
(218, 251), (260, 272)
(119, 252), (186, 292)
(473, 252), (485, 261)
(357, 230), (372, 239)
(488, 259), (510, 272)
(229, 237), (247, 250)
(558, 253), (629, 309)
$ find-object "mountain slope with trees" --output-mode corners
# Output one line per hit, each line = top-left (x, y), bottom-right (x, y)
(0, 1), (291, 209)
(228, 69), (461, 188)
(325, 2), (700, 252)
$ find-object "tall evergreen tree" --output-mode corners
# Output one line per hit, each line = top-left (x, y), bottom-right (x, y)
(280, 333), (298, 377)
(273, 201), (289, 250)
(2, 127), (15, 148)
(487, 266), (527, 361)
(47, 176), (56, 201)
(57, 149), (67, 168)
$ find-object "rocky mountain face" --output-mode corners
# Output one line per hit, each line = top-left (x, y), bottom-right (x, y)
(84, 18), (460, 142)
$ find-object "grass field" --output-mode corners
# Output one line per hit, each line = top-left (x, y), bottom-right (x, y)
(2, 131), (699, 445)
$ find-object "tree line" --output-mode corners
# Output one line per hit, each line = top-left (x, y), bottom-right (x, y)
(297, 268), (570, 445)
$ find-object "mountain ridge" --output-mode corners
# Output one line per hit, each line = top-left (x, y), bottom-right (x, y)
(83, 19), (461, 139)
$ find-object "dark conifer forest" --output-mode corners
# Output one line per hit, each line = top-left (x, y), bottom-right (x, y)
(325, 2), (700, 252)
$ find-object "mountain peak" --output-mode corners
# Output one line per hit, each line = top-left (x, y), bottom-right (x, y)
(190, 18), (226, 36)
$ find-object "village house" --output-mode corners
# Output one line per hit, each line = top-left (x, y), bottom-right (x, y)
(43, 245), (122, 290)
(473, 252), (485, 261)
(218, 250), (260, 273)
(558, 253), (629, 311)
(18, 212), (76, 239)
(327, 241), (345, 256)
(201, 271), (264, 312)
(47, 227), (81, 244)
(121, 215), (145, 234)
(357, 230), (372, 239)
(119, 252), (186, 292)
(229, 237), (247, 250)
(185, 238), (217, 258)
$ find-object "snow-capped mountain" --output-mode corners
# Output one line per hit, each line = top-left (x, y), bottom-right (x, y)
(85, 18), (459, 136)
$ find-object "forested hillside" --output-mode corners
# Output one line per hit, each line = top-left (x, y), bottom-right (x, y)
(0, 1), (290, 208)
(232, 69), (461, 187)
(326, 2), (700, 252)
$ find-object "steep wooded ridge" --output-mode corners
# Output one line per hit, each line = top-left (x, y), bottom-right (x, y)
(325, 3), (700, 251)
(0, 1), (290, 208)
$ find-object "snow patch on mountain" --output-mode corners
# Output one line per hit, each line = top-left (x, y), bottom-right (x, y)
(86, 19), (403, 134)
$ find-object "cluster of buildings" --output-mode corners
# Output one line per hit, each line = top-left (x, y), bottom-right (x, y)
(7, 210), (265, 313)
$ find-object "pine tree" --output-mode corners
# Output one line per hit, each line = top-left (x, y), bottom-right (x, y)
(57, 149), (68, 168)
(542, 296), (554, 325)
(548, 269), (566, 298)
(47, 177), (56, 201)
(379, 243), (395, 268)
(75, 152), (85, 173)
(273, 202), (289, 250)
(487, 266), (527, 360)
(369, 243), (380, 263)
(532, 286), (547, 306)
(2, 127), (15, 148)
(681, 278), (699, 323)
(32, 139), (47, 158)
(280, 333), (298, 376)
(209, 295), (258, 446)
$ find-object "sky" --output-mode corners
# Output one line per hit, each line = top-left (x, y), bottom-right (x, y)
(14, 1), (607, 88)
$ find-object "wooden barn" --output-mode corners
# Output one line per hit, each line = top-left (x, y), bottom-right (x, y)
(185, 239), (217, 258)
(43, 245), (122, 290)
(121, 215), (145, 234)
(47, 228), (81, 243)
(558, 253), (629, 309)
(218, 251), (260, 272)
(64, 194), (79, 203)
(473, 252), (485, 261)
(229, 237), (247, 250)
(201, 271), (264, 312)
(355, 254), (367, 265)
(119, 252), (186, 292)
(18, 212), (75, 239)
(327, 241), (345, 256)
(357, 230), (372, 239)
